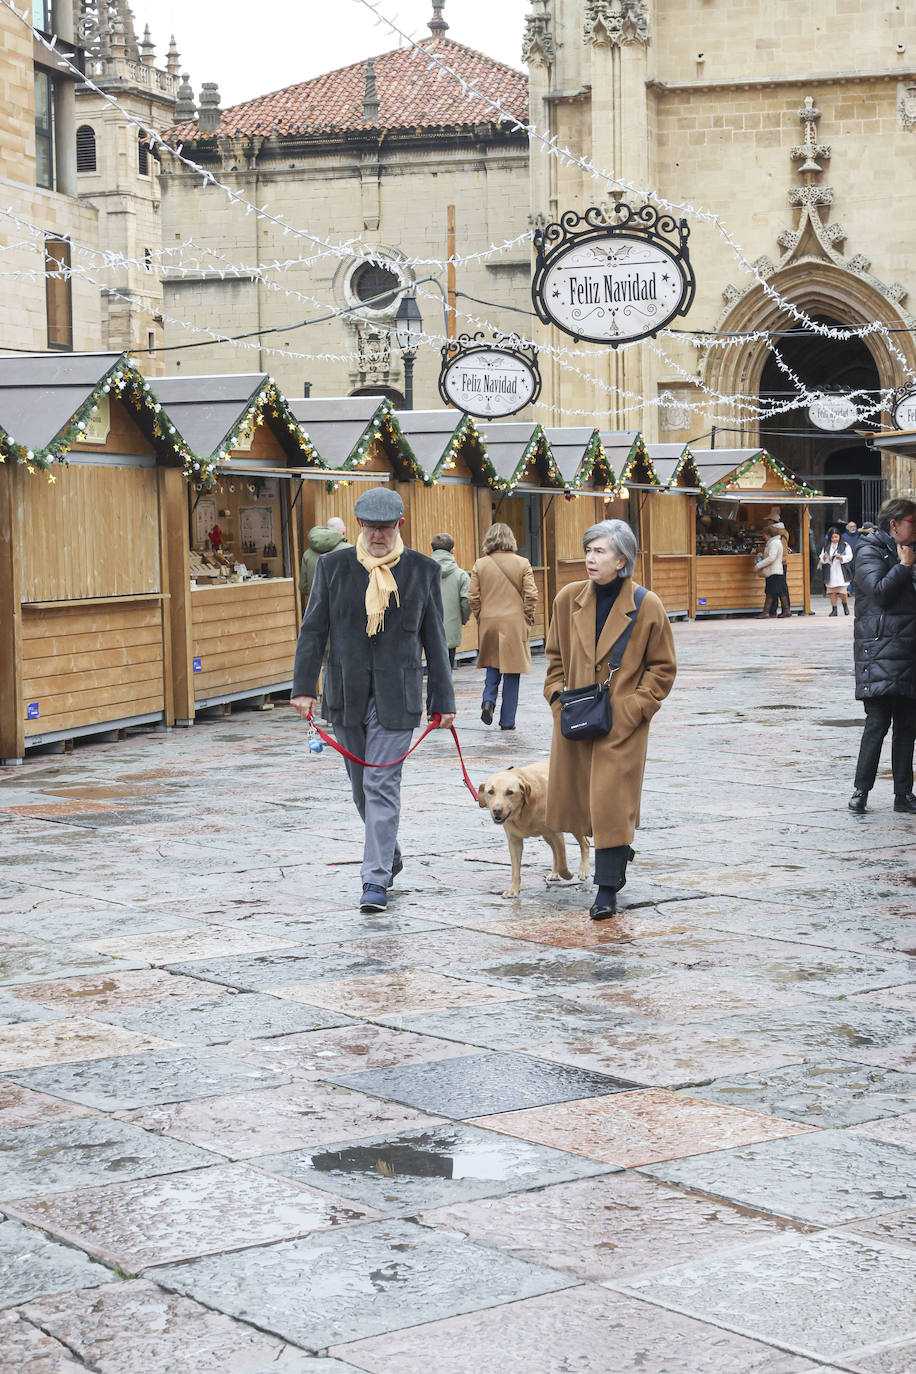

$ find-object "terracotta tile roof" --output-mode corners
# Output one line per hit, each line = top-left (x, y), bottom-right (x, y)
(168, 38), (528, 142)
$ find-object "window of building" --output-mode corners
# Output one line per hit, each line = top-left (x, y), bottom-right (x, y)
(45, 237), (72, 350)
(76, 124), (96, 172)
(34, 71), (54, 189)
(31, 0), (52, 33)
(351, 260), (401, 310)
(138, 134), (149, 176)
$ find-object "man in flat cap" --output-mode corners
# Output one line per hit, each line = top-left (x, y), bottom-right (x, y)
(290, 487), (456, 911)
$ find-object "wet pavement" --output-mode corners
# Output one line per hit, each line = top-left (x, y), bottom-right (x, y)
(1, 609), (915, 1372)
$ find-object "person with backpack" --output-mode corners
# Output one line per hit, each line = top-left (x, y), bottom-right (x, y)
(430, 533), (471, 670)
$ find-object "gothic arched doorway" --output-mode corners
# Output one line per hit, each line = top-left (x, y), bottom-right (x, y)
(822, 446), (884, 525)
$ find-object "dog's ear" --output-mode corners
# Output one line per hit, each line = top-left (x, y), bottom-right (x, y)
(477, 782), (488, 809)
(517, 776), (532, 805)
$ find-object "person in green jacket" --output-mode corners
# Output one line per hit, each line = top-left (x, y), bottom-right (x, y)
(300, 516), (349, 598)
(430, 532), (471, 668)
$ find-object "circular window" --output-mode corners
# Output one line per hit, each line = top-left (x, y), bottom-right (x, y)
(351, 261), (401, 310)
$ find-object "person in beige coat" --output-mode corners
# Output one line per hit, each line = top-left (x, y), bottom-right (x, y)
(544, 518), (677, 920)
(468, 523), (539, 730)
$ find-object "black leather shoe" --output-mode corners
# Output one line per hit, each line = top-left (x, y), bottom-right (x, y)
(894, 793), (916, 814)
(589, 893), (617, 921)
(481, 702), (495, 725)
(848, 789), (868, 813)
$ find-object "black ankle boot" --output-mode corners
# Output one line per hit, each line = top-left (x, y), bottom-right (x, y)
(848, 789), (868, 813)
(829, 606), (838, 617)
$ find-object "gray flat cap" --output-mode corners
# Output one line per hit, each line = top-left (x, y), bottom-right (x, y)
(353, 487), (404, 523)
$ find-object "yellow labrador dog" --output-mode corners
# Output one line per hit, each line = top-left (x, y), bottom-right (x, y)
(477, 760), (591, 898)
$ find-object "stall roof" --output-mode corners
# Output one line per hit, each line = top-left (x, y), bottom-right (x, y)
(151, 373), (291, 460)
(644, 443), (688, 488)
(478, 421), (565, 489)
(394, 409), (498, 485)
(542, 428), (601, 487)
(690, 449), (766, 491)
(289, 396), (422, 480)
(0, 352), (127, 452)
(869, 429), (916, 458)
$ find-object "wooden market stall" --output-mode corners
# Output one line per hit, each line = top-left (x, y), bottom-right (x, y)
(636, 443), (704, 619)
(542, 427), (610, 601)
(0, 353), (189, 763)
(477, 422), (567, 639)
(288, 396), (424, 546)
(690, 448), (828, 617)
(152, 373), (318, 721)
(394, 410), (504, 656)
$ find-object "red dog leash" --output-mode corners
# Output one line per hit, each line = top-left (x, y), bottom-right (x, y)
(307, 712), (478, 801)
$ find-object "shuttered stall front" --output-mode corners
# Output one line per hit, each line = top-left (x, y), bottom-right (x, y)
(545, 427), (612, 599)
(639, 444), (703, 618)
(153, 374), (315, 718)
(0, 354), (185, 762)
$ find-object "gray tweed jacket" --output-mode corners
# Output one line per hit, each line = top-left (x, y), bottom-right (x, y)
(292, 544), (456, 731)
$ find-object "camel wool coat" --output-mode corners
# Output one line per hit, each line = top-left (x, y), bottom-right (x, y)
(468, 550), (539, 675)
(544, 578), (677, 848)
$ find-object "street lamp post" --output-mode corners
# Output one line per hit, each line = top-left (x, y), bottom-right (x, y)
(395, 292), (423, 410)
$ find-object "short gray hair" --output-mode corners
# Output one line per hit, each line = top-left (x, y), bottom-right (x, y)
(582, 519), (638, 577)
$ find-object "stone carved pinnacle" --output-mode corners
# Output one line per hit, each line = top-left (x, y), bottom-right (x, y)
(790, 95), (831, 174)
(584, 0), (650, 46)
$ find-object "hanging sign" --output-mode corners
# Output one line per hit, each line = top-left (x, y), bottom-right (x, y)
(892, 386), (916, 430)
(808, 395), (860, 431)
(439, 333), (540, 418)
(532, 203), (695, 346)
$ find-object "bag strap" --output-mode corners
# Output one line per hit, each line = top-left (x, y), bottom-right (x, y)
(604, 584), (648, 682)
(489, 554), (526, 606)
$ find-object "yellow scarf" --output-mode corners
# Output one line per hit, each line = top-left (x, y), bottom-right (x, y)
(356, 532), (403, 636)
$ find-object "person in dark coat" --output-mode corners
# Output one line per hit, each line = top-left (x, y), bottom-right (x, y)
(848, 498), (916, 814)
(290, 487), (456, 909)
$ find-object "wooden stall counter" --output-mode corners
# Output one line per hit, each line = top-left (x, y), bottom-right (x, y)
(188, 577), (297, 710)
(696, 553), (805, 615)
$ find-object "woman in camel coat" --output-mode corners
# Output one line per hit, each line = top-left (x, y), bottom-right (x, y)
(544, 518), (677, 920)
(469, 523), (539, 730)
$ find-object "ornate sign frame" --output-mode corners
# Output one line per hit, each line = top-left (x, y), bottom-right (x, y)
(438, 332), (541, 418)
(891, 385), (916, 431)
(531, 203), (695, 346)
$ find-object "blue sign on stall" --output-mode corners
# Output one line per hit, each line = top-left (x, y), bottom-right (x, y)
(193, 658), (202, 673)
(27, 702), (40, 719)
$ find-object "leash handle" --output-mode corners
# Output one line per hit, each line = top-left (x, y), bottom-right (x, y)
(306, 712), (478, 801)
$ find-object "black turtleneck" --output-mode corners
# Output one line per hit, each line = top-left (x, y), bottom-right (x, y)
(594, 576), (623, 643)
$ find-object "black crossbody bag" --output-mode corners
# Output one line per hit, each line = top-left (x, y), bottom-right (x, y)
(559, 585), (648, 740)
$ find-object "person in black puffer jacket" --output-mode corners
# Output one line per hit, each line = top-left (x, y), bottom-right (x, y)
(848, 497), (916, 814)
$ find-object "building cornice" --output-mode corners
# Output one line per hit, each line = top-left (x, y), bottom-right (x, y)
(648, 68), (916, 95)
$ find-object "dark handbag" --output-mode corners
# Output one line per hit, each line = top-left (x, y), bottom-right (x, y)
(558, 585), (648, 741)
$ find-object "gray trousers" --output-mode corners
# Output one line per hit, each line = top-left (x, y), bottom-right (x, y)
(333, 697), (413, 888)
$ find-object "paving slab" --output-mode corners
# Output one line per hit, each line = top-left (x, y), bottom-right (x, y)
(272, 969), (533, 1018)
(0, 1218), (115, 1310)
(642, 1131), (916, 1224)
(682, 1060), (916, 1127)
(0, 1308), (89, 1374)
(21, 969), (235, 1014)
(419, 1168), (816, 1283)
(85, 925), (300, 965)
(618, 1230), (916, 1366)
(8, 1049), (290, 1111)
(94, 993), (353, 1045)
(847, 1208), (916, 1251)
(148, 1219), (575, 1349)
(18, 1279), (351, 1372)
(0, 988), (60, 1025)
(221, 1023), (480, 1077)
(0, 1116), (219, 1200)
(472, 1088), (812, 1167)
(120, 1080), (444, 1159)
(5, 1163), (382, 1270)
(0, 906), (192, 944)
(326, 1051), (637, 1118)
(0, 934), (143, 986)
(0, 1017), (173, 1071)
(851, 1112), (916, 1152)
(0, 1079), (94, 1129)
(166, 947), (400, 991)
(372, 994), (636, 1048)
(330, 1284), (829, 1374)
(254, 1121), (613, 1215)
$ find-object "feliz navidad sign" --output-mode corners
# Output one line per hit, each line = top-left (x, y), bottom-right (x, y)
(532, 203), (695, 346)
(439, 333), (541, 418)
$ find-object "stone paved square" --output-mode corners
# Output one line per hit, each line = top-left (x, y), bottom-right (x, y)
(3, 618), (916, 1367)
(148, 1220), (575, 1348)
(254, 1121), (614, 1214)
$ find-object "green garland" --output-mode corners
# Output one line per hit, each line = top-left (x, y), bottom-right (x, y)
(185, 378), (319, 489)
(504, 426), (566, 492)
(707, 450), (819, 497)
(426, 414), (501, 491)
